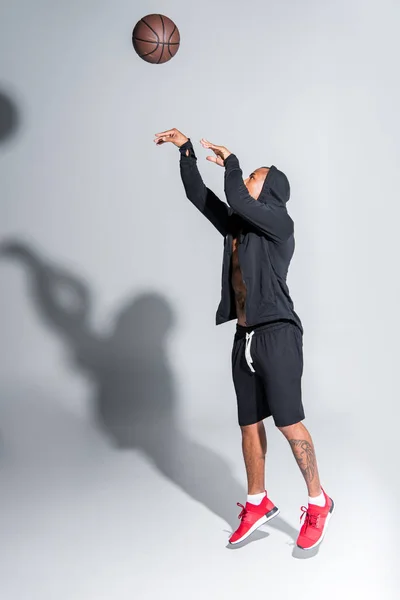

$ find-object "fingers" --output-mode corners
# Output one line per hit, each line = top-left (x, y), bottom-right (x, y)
(201, 138), (222, 151)
(154, 130), (174, 144)
(155, 129), (176, 138)
(154, 134), (174, 144)
(200, 138), (215, 149)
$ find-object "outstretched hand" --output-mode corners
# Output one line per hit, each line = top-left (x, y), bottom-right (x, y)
(200, 139), (232, 167)
(154, 128), (189, 148)
(154, 130), (233, 166)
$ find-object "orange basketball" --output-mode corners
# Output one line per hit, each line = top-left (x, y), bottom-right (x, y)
(132, 14), (180, 64)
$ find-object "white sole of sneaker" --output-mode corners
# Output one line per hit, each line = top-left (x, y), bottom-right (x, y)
(229, 506), (280, 545)
(297, 498), (335, 551)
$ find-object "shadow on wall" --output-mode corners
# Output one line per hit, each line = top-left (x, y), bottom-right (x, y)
(0, 91), (20, 144)
(0, 239), (251, 531)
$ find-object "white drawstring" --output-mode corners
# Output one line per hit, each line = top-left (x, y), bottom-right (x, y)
(245, 331), (255, 373)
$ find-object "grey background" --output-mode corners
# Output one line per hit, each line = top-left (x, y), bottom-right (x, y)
(0, 0), (399, 598)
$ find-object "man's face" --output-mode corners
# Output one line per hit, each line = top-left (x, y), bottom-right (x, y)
(244, 167), (270, 200)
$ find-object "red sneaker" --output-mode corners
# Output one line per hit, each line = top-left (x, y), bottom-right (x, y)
(296, 489), (334, 550)
(229, 493), (280, 545)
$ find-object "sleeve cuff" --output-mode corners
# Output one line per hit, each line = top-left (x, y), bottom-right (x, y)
(179, 139), (195, 158)
(224, 153), (240, 169)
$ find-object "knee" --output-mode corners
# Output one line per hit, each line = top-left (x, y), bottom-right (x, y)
(277, 422), (302, 438)
(240, 421), (263, 437)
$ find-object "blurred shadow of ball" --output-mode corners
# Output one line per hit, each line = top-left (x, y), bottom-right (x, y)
(0, 92), (19, 143)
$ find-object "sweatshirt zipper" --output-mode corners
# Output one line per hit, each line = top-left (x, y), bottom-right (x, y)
(237, 236), (248, 322)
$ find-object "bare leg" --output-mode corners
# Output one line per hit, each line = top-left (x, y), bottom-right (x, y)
(241, 421), (267, 495)
(278, 422), (322, 497)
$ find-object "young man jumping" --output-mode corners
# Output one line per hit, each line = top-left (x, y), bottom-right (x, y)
(154, 128), (334, 550)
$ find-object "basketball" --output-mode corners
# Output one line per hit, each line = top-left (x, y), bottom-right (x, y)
(132, 14), (180, 64)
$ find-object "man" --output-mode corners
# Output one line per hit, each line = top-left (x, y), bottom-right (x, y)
(154, 128), (334, 550)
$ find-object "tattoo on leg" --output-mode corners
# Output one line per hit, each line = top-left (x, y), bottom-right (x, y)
(289, 439), (316, 485)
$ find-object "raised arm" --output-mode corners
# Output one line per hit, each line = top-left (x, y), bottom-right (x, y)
(199, 139), (293, 243)
(179, 140), (231, 236)
(154, 129), (231, 237)
(224, 154), (293, 243)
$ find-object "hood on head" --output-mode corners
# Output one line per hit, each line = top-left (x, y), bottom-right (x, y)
(258, 165), (290, 205)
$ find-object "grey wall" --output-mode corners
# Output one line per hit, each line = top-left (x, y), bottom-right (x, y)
(1, 0), (398, 419)
(1, 1), (399, 598)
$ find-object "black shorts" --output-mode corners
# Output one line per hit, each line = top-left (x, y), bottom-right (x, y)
(231, 320), (305, 428)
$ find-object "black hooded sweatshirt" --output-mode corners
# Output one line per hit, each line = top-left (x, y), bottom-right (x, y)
(179, 140), (302, 332)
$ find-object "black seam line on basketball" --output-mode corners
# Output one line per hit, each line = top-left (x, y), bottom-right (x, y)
(140, 43), (160, 58)
(157, 43), (165, 64)
(158, 15), (166, 63)
(160, 14), (166, 44)
(140, 18), (160, 43)
(168, 24), (177, 44)
(168, 25), (177, 56)
(133, 38), (179, 45)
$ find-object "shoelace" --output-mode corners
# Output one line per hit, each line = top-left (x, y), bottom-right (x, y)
(237, 502), (251, 522)
(300, 506), (320, 530)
